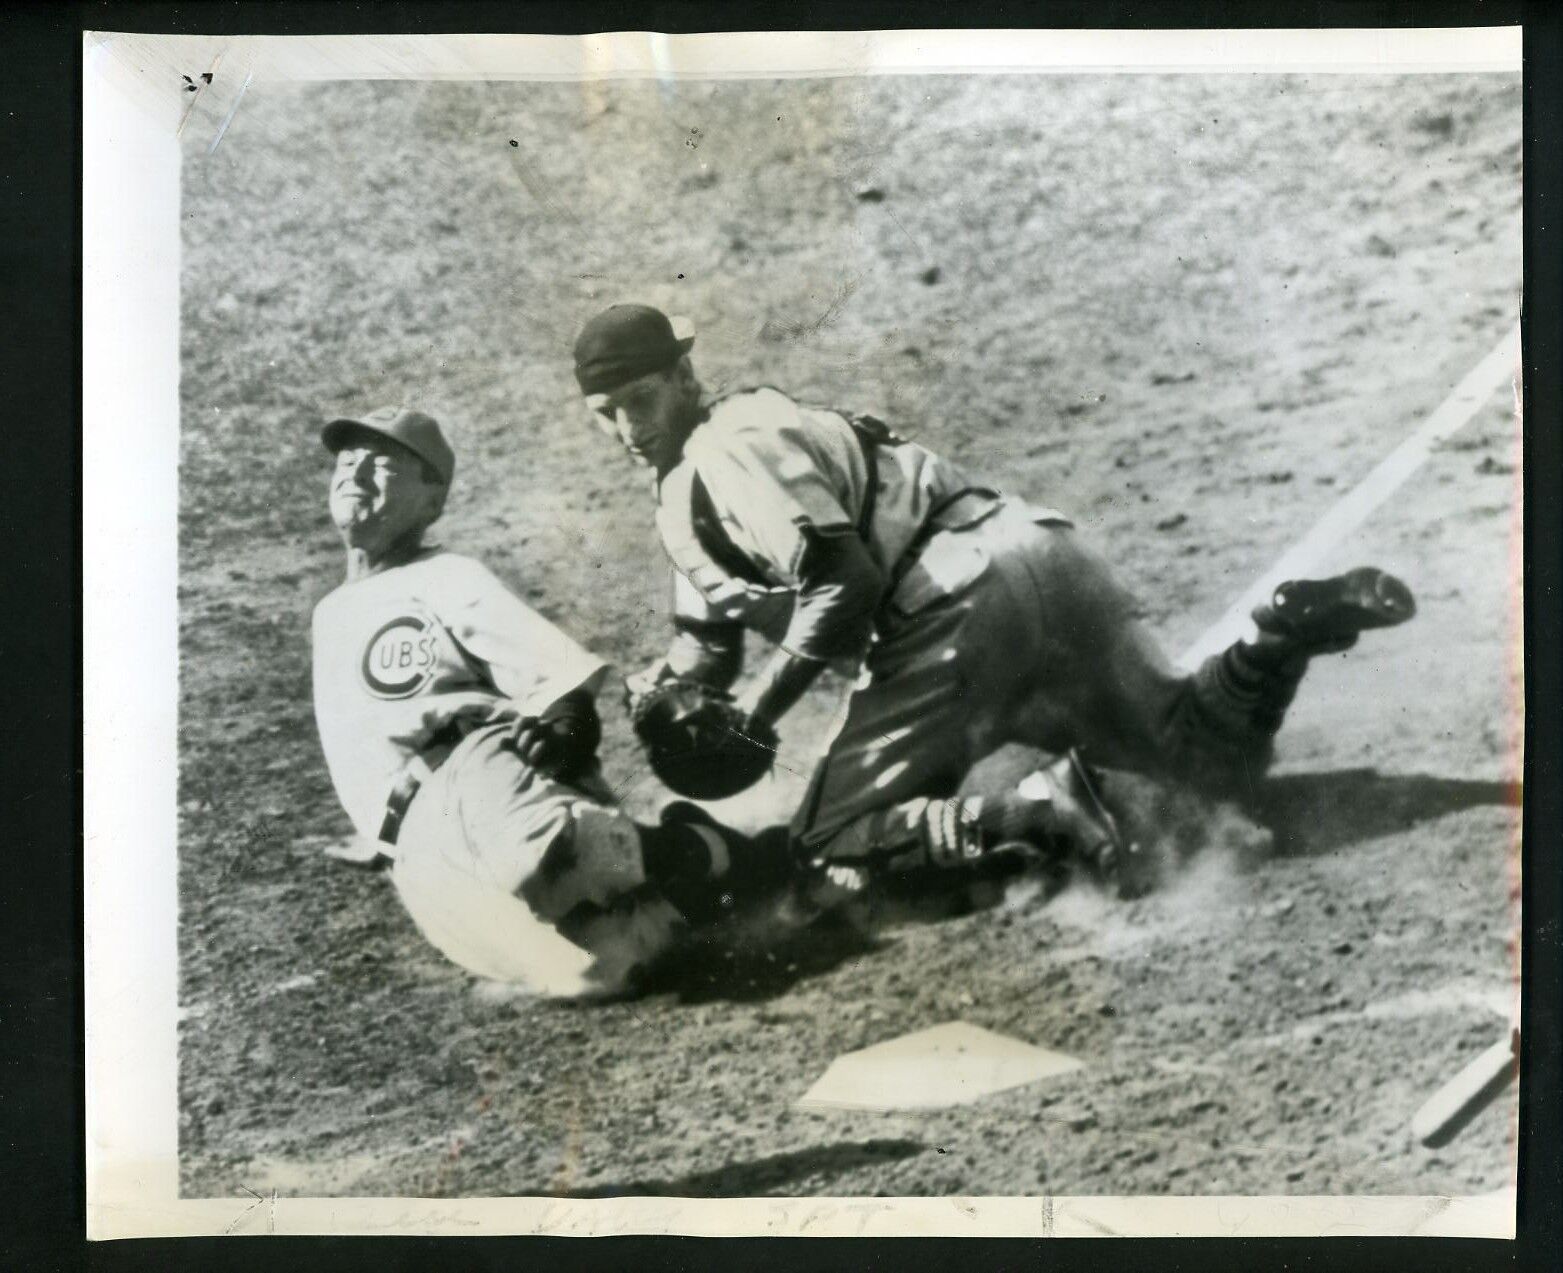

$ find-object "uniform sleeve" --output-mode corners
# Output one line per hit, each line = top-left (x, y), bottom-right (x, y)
(441, 560), (609, 714)
(691, 391), (858, 583)
(665, 568), (744, 688)
(778, 527), (885, 663)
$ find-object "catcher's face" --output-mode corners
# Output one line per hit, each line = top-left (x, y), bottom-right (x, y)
(588, 360), (700, 473)
(328, 435), (445, 556)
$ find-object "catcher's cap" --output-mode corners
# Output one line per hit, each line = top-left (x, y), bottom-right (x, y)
(573, 304), (694, 396)
(321, 406), (455, 486)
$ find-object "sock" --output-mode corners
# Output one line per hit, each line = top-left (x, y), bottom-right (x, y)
(637, 823), (728, 925)
(878, 797), (984, 870)
(639, 821), (718, 884)
(690, 825), (730, 877)
(972, 789), (1054, 844)
(1200, 639), (1310, 735)
(801, 796), (993, 876)
(637, 818), (791, 925)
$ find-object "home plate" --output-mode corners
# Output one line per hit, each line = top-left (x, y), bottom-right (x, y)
(796, 1021), (1084, 1112)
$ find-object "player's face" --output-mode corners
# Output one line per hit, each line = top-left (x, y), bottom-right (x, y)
(328, 436), (444, 554)
(591, 363), (699, 472)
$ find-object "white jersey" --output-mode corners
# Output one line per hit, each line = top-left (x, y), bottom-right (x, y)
(311, 548), (608, 841)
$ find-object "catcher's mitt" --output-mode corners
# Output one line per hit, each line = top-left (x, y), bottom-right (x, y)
(630, 679), (777, 800)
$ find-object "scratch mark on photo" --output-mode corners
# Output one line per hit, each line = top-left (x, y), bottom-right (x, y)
(208, 69), (255, 157)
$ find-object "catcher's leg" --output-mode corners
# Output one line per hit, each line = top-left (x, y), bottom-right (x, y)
(1142, 568), (1417, 794)
(799, 758), (1125, 881)
(995, 524), (1416, 794)
(789, 589), (1117, 887)
(790, 586), (978, 875)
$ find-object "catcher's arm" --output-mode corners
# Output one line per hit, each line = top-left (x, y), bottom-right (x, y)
(737, 529), (884, 731)
(645, 569), (745, 692)
(735, 649), (824, 733)
(625, 617), (744, 718)
(666, 614), (745, 689)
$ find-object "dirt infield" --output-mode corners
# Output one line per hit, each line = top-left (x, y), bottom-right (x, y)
(175, 71), (1521, 1199)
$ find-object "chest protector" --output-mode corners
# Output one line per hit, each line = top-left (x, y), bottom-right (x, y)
(657, 405), (1041, 632)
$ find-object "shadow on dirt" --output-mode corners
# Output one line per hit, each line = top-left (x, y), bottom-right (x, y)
(640, 857), (1049, 1006)
(639, 910), (886, 1006)
(626, 769), (1512, 1004)
(559, 1137), (927, 1197)
(1254, 768), (1518, 857)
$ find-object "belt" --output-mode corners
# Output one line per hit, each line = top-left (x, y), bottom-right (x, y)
(377, 720), (472, 849)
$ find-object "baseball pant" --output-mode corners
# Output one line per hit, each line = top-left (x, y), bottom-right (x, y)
(793, 501), (1303, 862)
(389, 723), (683, 995)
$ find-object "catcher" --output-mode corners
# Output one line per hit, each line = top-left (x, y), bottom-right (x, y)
(310, 405), (781, 996)
(573, 304), (1417, 899)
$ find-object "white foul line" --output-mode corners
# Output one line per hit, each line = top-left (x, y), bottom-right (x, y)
(1178, 325), (1519, 670)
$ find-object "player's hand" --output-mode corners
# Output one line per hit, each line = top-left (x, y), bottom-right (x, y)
(506, 715), (550, 768)
(623, 661), (675, 713)
(505, 714), (593, 779)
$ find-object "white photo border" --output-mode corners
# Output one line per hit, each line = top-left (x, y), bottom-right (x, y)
(83, 26), (1522, 1240)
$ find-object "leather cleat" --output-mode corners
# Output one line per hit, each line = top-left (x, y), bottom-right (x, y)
(1254, 567), (1415, 650)
(1027, 750), (1147, 899)
(804, 861), (871, 906)
(781, 860), (873, 927)
(1020, 751), (1124, 857)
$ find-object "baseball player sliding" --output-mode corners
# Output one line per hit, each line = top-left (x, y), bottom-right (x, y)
(310, 406), (779, 996)
(573, 304), (1417, 900)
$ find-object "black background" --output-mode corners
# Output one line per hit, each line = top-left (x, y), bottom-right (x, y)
(5, 0), (1556, 1268)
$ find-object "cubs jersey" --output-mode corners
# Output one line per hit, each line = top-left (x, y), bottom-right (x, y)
(312, 548), (608, 842)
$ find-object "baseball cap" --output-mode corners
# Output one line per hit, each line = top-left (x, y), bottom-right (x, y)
(573, 304), (694, 396)
(321, 406), (456, 486)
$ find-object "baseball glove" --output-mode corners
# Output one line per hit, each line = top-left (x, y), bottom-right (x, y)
(630, 678), (777, 800)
